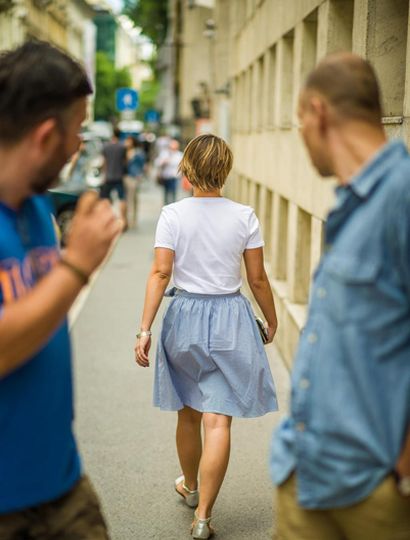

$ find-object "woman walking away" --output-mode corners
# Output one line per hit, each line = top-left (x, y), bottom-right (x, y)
(135, 134), (278, 539)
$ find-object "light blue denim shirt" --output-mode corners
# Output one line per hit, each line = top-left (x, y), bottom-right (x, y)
(270, 140), (410, 509)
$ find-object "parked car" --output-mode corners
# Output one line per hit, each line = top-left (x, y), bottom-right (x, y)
(48, 134), (104, 245)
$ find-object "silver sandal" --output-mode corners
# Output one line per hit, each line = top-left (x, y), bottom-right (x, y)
(175, 475), (199, 508)
(191, 511), (214, 539)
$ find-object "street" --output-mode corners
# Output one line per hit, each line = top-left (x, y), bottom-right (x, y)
(71, 183), (290, 540)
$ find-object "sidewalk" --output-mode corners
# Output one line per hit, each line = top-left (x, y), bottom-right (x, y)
(71, 182), (290, 539)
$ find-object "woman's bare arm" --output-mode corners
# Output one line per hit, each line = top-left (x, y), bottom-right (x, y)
(135, 247), (174, 366)
(243, 247), (278, 342)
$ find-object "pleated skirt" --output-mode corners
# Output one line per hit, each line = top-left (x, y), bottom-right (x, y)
(153, 289), (278, 418)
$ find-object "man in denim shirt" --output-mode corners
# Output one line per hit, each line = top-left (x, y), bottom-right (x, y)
(271, 53), (410, 539)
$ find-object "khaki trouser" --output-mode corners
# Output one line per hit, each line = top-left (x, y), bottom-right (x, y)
(0, 476), (109, 540)
(274, 473), (410, 540)
(124, 175), (140, 227)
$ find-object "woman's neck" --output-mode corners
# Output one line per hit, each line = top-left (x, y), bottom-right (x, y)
(192, 188), (222, 198)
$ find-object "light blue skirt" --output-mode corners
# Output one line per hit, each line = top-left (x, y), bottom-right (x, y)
(154, 289), (278, 418)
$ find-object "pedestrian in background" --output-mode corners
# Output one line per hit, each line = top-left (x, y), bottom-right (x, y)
(68, 139), (89, 185)
(155, 138), (183, 205)
(124, 136), (145, 228)
(135, 134), (278, 539)
(271, 52), (410, 539)
(101, 127), (128, 228)
(0, 41), (120, 539)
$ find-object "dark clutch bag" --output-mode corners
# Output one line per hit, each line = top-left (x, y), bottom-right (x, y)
(255, 317), (269, 344)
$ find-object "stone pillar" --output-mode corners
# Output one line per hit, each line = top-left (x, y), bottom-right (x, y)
(366, 0), (409, 117)
(287, 203), (311, 304)
(352, 0), (369, 56)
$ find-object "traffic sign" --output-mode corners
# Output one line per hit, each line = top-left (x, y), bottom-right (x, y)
(116, 88), (139, 112)
(144, 109), (160, 123)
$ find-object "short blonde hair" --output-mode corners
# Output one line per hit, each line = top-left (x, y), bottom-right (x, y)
(179, 134), (233, 191)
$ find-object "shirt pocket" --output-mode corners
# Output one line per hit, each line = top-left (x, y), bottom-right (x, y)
(322, 255), (381, 324)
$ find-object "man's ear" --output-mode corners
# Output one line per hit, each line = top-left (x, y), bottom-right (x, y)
(310, 96), (329, 134)
(30, 118), (59, 152)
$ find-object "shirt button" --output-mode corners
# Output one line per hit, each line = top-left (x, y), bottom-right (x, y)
(317, 288), (327, 298)
(307, 333), (318, 344)
(300, 379), (310, 389)
(296, 422), (306, 432)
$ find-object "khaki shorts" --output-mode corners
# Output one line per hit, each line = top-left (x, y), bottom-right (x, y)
(0, 476), (109, 540)
(274, 473), (410, 540)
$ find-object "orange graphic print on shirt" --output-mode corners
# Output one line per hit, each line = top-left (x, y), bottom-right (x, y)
(0, 248), (59, 304)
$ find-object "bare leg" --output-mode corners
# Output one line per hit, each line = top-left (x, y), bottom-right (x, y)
(176, 406), (203, 492)
(125, 177), (137, 227)
(119, 200), (128, 230)
(196, 413), (232, 519)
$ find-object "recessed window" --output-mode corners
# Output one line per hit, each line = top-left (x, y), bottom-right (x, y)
(256, 56), (264, 130)
(272, 195), (288, 280)
(279, 31), (294, 128)
(267, 44), (277, 127)
(254, 183), (261, 216)
(318, 0), (353, 58)
(246, 67), (252, 132)
(287, 205), (311, 303)
(302, 9), (318, 79)
(264, 190), (273, 264)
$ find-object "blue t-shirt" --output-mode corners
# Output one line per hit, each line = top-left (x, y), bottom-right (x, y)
(128, 150), (145, 177)
(0, 196), (81, 514)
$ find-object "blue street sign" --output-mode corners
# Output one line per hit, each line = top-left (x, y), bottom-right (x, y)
(144, 109), (160, 123)
(116, 88), (139, 112)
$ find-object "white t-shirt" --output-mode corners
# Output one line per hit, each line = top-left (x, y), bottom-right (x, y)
(154, 197), (264, 294)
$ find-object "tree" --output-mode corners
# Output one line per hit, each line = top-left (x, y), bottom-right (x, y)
(122, 1), (167, 124)
(136, 77), (160, 121)
(94, 52), (132, 121)
(124, 0), (168, 47)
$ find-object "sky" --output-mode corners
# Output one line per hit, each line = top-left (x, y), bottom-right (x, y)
(107, 0), (123, 13)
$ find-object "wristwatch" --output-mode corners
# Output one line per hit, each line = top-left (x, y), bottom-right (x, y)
(136, 330), (152, 339)
(397, 476), (410, 496)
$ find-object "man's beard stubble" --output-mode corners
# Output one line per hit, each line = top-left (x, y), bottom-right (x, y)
(30, 140), (69, 194)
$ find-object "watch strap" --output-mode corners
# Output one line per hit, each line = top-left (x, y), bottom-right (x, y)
(136, 330), (152, 339)
(59, 258), (89, 285)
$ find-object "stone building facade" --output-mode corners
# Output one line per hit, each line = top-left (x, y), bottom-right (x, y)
(0, 1), (69, 51)
(210, 0), (410, 367)
(0, 0), (99, 121)
(158, 0), (215, 139)
(0, 0), (95, 63)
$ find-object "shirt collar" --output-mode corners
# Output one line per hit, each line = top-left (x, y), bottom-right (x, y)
(348, 140), (408, 199)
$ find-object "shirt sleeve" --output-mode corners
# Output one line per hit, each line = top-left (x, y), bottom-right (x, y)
(245, 209), (265, 249)
(154, 209), (176, 250)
